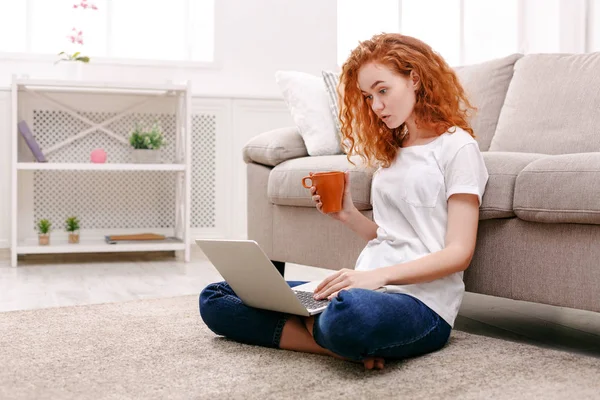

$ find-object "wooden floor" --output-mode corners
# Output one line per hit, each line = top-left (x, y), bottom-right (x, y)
(1, 248), (599, 359)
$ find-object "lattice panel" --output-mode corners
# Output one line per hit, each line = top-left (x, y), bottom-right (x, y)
(31, 110), (218, 231)
(33, 111), (177, 163)
(191, 114), (217, 228)
(33, 171), (176, 230)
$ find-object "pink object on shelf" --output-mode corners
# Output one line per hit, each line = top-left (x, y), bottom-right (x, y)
(91, 149), (107, 163)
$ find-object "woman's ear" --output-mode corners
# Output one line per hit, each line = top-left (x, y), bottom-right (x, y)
(410, 70), (420, 90)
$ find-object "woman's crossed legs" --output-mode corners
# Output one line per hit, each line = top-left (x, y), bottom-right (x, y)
(199, 281), (451, 370)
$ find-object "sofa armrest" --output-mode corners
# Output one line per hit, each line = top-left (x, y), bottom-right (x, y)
(514, 152), (600, 224)
(243, 126), (308, 167)
(479, 152), (547, 219)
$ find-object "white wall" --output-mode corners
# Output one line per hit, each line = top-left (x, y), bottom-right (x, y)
(213, 0), (338, 97)
(0, 0), (337, 249)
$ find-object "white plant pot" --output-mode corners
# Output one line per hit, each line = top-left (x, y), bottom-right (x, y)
(62, 61), (85, 80)
(131, 149), (162, 164)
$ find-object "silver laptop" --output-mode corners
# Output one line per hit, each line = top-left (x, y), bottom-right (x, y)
(195, 239), (330, 316)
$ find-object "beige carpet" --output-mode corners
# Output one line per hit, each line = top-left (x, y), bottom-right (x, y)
(1, 296), (599, 400)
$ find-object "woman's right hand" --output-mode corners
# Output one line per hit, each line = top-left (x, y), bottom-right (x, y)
(310, 171), (357, 222)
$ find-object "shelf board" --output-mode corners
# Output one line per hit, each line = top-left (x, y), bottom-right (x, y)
(17, 162), (186, 171)
(17, 237), (186, 255)
(16, 78), (188, 94)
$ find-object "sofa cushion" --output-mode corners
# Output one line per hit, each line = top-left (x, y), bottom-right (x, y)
(514, 153), (600, 224)
(268, 155), (375, 211)
(490, 53), (600, 154)
(479, 152), (547, 220)
(243, 127), (308, 167)
(454, 53), (523, 152)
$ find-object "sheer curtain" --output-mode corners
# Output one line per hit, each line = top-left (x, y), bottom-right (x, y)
(338, 0), (598, 67)
(0, 0), (214, 63)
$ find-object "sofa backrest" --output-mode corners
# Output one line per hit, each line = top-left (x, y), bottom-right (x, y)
(454, 53), (523, 151)
(489, 52), (600, 154)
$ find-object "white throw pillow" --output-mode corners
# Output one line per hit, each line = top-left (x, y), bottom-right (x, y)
(321, 70), (342, 137)
(275, 70), (342, 156)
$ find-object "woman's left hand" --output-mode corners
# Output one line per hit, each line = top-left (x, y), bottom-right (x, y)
(313, 269), (387, 300)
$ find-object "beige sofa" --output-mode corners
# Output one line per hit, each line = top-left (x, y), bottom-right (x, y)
(243, 53), (600, 314)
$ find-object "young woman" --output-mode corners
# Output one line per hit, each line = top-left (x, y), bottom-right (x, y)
(199, 33), (489, 370)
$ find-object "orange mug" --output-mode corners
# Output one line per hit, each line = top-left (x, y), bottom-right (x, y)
(301, 171), (345, 213)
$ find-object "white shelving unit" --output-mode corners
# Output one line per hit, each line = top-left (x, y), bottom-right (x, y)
(10, 76), (192, 267)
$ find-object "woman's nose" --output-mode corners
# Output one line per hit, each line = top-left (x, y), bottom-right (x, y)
(372, 98), (384, 112)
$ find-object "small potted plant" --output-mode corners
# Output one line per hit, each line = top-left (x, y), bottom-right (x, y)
(54, 1), (99, 80)
(37, 219), (52, 246)
(129, 121), (165, 163)
(56, 31), (91, 80)
(65, 216), (81, 244)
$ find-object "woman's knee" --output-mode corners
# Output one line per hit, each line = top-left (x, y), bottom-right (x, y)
(315, 289), (373, 353)
(199, 282), (221, 308)
(198, 282), (232, 334)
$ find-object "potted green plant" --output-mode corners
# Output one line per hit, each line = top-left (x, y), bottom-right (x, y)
(37, 219), (52, 246)
(129, 122), (166, 163)
(65, 216), (81, 244)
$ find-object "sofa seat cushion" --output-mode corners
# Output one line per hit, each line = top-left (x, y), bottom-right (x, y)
(268, 155), (375, 210)
(480, 152), (548, 220)
(514, 153), (600, 224)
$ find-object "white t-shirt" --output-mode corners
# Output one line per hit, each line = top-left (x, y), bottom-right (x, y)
(354, 127), (489, 327)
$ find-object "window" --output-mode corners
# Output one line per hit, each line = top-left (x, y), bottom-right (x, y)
(337, 0), (400, 66)
(401, 0), (462, 66)
(462, 0), (518, 64)
(337, 0), (519, 67)
(0, 0), (215, 63)
(0, 2), (27, 53)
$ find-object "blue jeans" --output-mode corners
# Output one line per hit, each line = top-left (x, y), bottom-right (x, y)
(199, 280), (452, 361)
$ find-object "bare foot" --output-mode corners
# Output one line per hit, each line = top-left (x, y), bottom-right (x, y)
(362, 357), (385, 370)
(322, 348), (385, 370)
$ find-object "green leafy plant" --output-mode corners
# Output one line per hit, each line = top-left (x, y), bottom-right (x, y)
(37, 219), (52, 235)
(56, 51), (90, 64)
(65, 216), (80, 232)
(129, 122), (165, 150)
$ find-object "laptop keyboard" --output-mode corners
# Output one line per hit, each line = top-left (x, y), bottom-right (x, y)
(293, 290), (330, 310)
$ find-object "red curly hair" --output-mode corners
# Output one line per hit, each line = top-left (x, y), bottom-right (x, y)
(338, 33), (476, 168)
